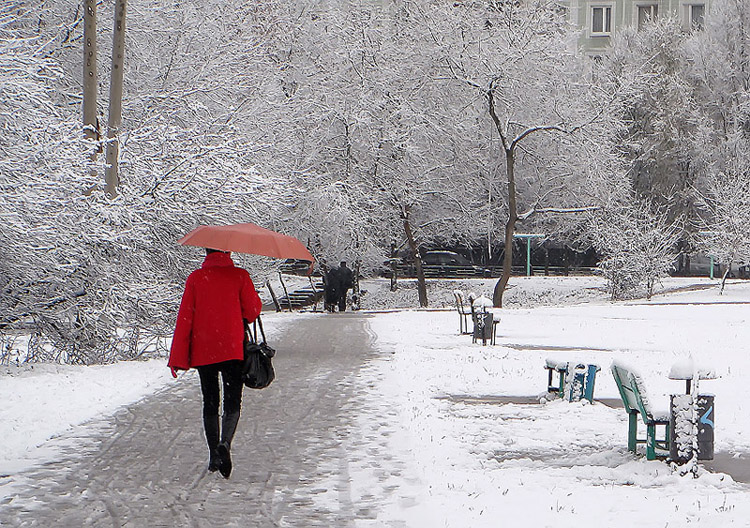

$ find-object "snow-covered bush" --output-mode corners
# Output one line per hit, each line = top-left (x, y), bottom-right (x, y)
(589, 201), (680, 300)
(693, 139), (750, 291)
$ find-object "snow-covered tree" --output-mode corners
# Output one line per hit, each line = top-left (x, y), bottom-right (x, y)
(682, 1), (750, 288)
(1, 1), (299, 362)
(262, 1), (488, 307)
(607, 20), (702, 211)
(418, 0), (612, 306)
(103, 0), (127, 197)
(588, 199), (680, 300)
(693, 140), (750, 291)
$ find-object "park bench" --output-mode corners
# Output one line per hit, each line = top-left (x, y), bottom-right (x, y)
(611, 361), (671, 460)
(544, 360), (600, 402)
(545, 359), (568, 396)
(453, 290), (472, 335)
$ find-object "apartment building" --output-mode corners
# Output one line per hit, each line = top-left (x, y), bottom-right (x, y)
(566, 1), (711, 53)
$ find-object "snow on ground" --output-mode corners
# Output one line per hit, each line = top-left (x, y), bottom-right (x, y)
(0, 359), (173, 474)
(2, 276), (750, 526)
(355, 275), (610, 311)
(364, 277), (750, 526)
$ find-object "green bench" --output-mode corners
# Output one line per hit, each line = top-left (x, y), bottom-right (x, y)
(611, 361), (671, 460)
(545, 359), (568, 396)
(545, 359), (600, 402)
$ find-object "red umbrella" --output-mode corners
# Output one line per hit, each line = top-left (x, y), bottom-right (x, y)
(178, 223), (314, 271)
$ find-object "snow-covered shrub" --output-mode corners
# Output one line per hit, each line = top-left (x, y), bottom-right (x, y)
(693, 138), (750, 291)
(589, 201), (680, 300)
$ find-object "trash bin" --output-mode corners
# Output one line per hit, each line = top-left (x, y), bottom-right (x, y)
(564, 363), (600, 403)
(697, 394), (715, 460)
(472, 311), (494, 345)
(669, 393), (714, 463)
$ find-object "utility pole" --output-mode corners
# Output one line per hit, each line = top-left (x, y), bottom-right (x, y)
(104, 0), (128, 199)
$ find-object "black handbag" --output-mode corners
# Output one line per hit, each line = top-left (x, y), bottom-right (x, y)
(242, 315), (276, 389)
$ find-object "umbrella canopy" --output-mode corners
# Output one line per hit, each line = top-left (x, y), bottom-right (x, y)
(178, 223), (314, 265)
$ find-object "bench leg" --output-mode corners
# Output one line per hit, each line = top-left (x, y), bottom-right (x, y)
(458, 312), (469, 335)
(558, 369), (567, 399)
(628, 412), (638, 453)
(646, 423), (657, 460)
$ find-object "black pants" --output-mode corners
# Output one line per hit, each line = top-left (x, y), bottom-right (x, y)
(196, 360), (244, 416)
(324, 285), (338, 312)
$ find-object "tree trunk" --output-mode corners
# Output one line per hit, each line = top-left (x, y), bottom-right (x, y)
(493, 148), (518, 307)
(389, 242), (398, 292)
(83, 0), (98, 176)
(720, 264), (731, 295)
(403, 212), (428, 307)
(104, 0), (127, 199)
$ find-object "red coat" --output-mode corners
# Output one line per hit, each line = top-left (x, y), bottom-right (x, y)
(168, 252), (262, 370)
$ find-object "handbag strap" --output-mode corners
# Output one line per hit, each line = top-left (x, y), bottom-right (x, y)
(253, 314), (268, 344)
(244, 319), (257, 344)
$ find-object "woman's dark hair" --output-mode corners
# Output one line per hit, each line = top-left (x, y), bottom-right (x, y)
(206, 248), (229, 255)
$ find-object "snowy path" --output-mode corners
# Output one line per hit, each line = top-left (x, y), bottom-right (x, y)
(1, 313), (410, 527)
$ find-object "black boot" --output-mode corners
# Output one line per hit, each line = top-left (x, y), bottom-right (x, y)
(217, 411), (240, 479)
(203, 414), (220, 472)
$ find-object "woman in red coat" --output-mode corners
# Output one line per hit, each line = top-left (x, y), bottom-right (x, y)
(169, 249), (262, 478)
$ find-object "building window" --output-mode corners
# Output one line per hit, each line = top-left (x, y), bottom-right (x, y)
(688, 4), (705, 30)
(591, 6), (612, 35)
(637, 5), (658, 29)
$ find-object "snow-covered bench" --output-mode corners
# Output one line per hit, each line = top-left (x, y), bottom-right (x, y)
(545, 360), (600, 402)
(611, 361), (671, 460)
(545, 359), (569, 396)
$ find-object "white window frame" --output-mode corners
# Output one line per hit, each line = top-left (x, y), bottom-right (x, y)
(590, 4), (614, 37)
(635, 3), (658, 30)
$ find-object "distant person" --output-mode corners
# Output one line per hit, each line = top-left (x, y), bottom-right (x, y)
(323, 265), (339, 313)
(168, 249), (262, 478)
(336, 261), (354, 311)
(323, 261), (355, 312)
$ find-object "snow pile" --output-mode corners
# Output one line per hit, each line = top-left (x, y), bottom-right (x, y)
(669, 356), (717, 380)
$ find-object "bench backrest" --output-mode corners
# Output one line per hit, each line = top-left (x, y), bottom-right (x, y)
(453, 290), (470, 315)
(611, 363), (653, 422)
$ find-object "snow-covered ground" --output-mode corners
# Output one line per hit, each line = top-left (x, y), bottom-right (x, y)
(2, 276), (750, 526)
(364, 276), (750, 526)
(0, 359), (174, 475)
